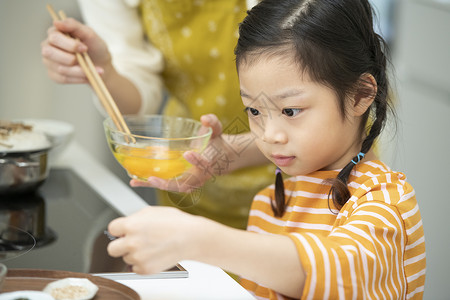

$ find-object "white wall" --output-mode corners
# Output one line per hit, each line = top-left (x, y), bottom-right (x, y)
(384, 0), (450, 299)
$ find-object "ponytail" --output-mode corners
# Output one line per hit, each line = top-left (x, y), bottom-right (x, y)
(327, 30), (393, 210)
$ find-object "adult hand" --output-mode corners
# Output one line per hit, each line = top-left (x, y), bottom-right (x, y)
(41, 17), (111, 84)
(130, 114), (228, 193)
(106, 206), (208, 274)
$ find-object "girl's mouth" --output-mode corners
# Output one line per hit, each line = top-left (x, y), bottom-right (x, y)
(271, 155), (295, 167)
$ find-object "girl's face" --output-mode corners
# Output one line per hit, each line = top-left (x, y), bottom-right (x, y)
(238, 56), (364, 176)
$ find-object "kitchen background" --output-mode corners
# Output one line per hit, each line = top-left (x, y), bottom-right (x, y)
(0, 0), (449, 298)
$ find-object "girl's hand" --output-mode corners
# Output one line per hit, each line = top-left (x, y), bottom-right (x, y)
(106, 206), (206, 274)
(130, 114), (227, 193)
(41, 17), (112, 84)
(107, 206), (305, 297)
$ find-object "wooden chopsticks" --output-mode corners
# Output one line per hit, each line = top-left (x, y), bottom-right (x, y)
(46, 4), (135, 143)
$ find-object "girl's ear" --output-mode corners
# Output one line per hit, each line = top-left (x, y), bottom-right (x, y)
(351, 73), (377, 116)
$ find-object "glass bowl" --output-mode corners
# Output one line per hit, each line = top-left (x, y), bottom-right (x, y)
(104, 115), (212, 180)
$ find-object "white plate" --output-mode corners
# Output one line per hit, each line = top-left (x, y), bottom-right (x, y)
(43, 278), (98, 300)
(0, 290), (55, 300)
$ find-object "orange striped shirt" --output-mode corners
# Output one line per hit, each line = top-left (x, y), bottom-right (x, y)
(241, 160), (426, 300)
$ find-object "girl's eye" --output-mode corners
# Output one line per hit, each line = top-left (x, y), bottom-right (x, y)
(282, 108), (301, 117)
(245, 107), (260, 116)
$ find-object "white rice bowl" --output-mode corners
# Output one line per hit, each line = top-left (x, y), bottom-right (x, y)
(0, 128), (51, 152)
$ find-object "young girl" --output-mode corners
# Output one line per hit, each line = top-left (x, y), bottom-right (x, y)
(107, 0), (426, 299)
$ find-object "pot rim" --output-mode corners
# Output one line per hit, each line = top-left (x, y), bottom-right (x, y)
(0, 147), (51, 156)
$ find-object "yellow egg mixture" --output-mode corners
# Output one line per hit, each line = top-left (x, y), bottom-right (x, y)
(112, 145), (191, 180)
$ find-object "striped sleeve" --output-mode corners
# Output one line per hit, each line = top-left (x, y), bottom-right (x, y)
(398, 189), (426, 299)
(288, 201), (408, 300)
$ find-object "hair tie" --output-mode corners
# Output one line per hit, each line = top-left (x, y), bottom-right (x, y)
(275, 167), (282, 175)
(351, 152), (365, 165)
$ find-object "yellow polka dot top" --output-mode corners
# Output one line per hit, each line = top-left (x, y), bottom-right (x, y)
(139, 0), (274, 229)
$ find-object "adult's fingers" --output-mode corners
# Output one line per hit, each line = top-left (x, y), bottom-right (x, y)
(53, 18), (94, 47)
(47, 24), (86, 54)
(42, 59), (87, 84)
(41, 41), (79, 66)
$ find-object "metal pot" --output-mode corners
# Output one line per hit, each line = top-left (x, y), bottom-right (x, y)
(0, 148), (50, 195)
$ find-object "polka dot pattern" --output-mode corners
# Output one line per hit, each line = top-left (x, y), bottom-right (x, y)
(139, 0), (274, 229)
(140, 0), (254, 121)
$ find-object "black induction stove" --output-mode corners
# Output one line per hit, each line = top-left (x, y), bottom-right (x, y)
(0, 168), (126, 273)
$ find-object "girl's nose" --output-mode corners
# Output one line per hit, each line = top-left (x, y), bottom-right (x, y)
(261, 120), (287, 144)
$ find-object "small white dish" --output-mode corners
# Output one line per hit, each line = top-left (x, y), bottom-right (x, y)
(0, 290), (55, 300)
(43, 278), (98, 300)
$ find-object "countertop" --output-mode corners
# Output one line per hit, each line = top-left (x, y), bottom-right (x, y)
(53, 142), (256, 300)
(117, 260), (256, 300)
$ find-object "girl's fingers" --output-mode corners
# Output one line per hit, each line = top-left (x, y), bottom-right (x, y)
(107, 217), (127, 238)
(130, 178), (166, 189)
(131, 174), (202, 193)
(130, 264), (141, 274)
(183, 150), (209, 168)
(106, 237), (129, 258)
(121, 253), (138, 267)
(128, 151), (212, 192)
(106, 217), (132, 258)
(200, 114), (222, 138)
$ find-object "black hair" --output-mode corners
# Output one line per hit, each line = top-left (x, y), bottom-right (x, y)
(235, 0), (394, 217)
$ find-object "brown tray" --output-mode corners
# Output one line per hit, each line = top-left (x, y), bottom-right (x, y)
(2, 269), (140, 300)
